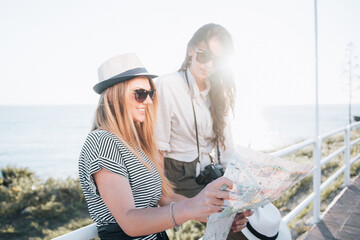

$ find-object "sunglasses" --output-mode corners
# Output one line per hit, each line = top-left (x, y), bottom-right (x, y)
(130, 88), (156, 103)
(195, 48), (224, 67)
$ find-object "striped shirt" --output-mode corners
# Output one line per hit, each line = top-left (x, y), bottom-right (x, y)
(78, 130), (162, 240)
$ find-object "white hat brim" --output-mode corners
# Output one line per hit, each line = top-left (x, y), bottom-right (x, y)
(241, 220), (291, 240)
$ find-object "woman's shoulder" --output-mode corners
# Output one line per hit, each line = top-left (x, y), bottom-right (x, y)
(85, 129), (123, 147)
(155, 71), (183, 89)
(86, 129), (112, 139)
(82, 130), (131, 160)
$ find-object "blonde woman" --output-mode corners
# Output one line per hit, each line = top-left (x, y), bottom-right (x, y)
(78, 53), (233, 240)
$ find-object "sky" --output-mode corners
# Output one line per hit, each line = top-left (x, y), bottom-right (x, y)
(1, 0), (360, 107)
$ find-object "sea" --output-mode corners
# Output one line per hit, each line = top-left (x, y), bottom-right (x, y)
(1, 104), (360, 180)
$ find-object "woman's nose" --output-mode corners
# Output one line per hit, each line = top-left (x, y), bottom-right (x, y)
(143, 94), (153, 105)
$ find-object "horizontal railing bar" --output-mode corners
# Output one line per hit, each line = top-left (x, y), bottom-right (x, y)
(350, 121), (360, 129)
(350, 153), (360, 165)
(351, 137), (360, 146)
(52, 223), (97, 240)
(319, 127), (345, 140)
(282, 192), (315, 224)
(307, 167), (315, 175)
(271, 139), (315, 157)
(320, 146), (345, 166)
(320, 166), (346, 192)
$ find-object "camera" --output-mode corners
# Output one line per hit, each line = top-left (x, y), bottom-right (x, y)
(195, 163), (225, 185)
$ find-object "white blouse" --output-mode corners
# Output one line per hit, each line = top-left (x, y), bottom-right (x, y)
(155, 68), (235, 171)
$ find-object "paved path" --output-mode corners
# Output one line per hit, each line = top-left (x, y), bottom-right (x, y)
(303, 175), (360, 240)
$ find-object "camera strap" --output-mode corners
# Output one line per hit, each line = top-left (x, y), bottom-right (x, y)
(184, 70), (221, 165)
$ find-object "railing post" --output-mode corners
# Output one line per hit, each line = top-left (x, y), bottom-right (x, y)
(312, 0), (321, 224)
(344, 126), (351, 186)
(313, 136), (322, 223)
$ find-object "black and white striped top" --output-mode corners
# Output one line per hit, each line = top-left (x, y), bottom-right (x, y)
(78, 130), (162, 240)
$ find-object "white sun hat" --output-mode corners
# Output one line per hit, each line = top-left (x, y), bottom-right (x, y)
(241, 203), (292, 240)
(93, 53), (158, 94)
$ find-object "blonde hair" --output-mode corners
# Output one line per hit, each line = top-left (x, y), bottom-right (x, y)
(92, 77), (174, 197)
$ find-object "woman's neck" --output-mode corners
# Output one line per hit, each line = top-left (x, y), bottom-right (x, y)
(189, 67), (206, 92)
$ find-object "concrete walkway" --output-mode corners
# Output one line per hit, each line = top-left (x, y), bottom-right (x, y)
(302, 175), (360, 240)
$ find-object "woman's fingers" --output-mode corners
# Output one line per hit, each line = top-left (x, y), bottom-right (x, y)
(211, 198), (225, 207)
(191, 177), (235, 218)
(231, 210), (253, 232)
(234, 210), (252, 220)
(201, 197), (225, 212)
(209, 176), (233, 190)
(207, 203), (223, 213)
(231, 222), (247, 232)
(231, 216), (247, 232)
(203, 188), (230, 200)
(203, 177), (233, 200)
(232, 215), (248, 226)
(245, 209), (254, 217)
(194, 179), (255, 230)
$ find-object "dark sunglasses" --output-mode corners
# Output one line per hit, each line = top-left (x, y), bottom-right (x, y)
(195, 48), (223, 67)
(131, 88), (156, 103)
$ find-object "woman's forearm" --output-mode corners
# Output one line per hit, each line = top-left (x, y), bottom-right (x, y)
(95, 168), (231, 237)
(159, 192), (188, 206)
(121, 198), (193, 236)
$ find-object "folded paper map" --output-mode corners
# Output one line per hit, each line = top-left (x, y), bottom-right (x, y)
(203, 145), (313, 240)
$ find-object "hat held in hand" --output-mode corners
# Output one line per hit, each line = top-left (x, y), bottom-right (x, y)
(94, 53), (158, 94)
(241, 203), (292, 240)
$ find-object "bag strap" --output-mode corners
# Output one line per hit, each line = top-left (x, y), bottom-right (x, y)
(184, 70), (221, 164)
(217, 142), (221, 164)
(184, 70), (201, 163)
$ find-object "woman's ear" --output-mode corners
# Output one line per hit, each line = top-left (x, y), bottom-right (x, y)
(188, 47), (196, 64)
(188, 47), (195, 57)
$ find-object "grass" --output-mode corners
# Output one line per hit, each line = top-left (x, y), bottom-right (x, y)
(1, 128), (359, 239)
(166, 220), (205, 240)
(0, 166), (92, 240)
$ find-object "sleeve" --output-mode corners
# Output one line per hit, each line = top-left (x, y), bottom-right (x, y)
(155, 77), (173, 153)
(89, 133), (129, 179)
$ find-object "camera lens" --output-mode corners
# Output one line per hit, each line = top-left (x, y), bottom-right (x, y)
(215, 164), (225, 175)
(196, 164), (224, 185)
(195, 172), (207, 185)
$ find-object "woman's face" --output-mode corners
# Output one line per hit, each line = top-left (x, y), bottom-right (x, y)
(189, 36), (225, 81)
(128, 76), (154, 123)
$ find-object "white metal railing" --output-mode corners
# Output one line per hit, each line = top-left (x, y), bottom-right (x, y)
(52, 223), (97, 240)
(272, 121), (360, 224)
(53, 121), (360, 239)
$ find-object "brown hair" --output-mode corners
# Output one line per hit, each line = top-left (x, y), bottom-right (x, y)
(92, 78), (173, 196)
(179, 23), (236, 149)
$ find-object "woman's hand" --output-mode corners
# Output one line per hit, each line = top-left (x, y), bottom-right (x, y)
(231, 209), (253, 232)
(188, 177), (233, 222)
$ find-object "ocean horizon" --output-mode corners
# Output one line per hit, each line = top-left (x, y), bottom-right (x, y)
(1, 104), (360, 180)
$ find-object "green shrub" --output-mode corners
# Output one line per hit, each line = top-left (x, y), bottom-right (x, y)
(0, 166), (91, 240)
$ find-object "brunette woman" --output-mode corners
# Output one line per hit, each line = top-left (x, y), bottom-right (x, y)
(155, 24), (252, 239)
